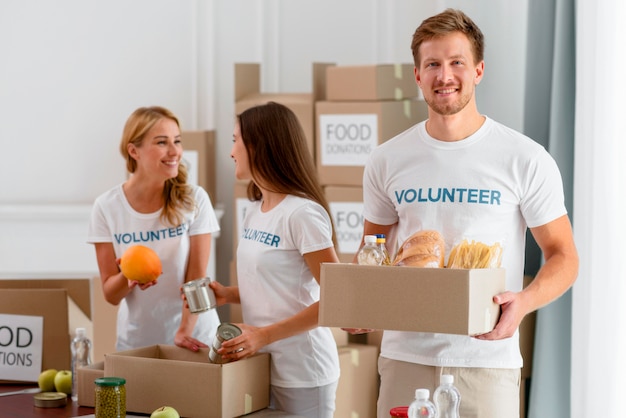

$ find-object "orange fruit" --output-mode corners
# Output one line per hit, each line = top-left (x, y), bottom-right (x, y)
(120, 245), (162, 283)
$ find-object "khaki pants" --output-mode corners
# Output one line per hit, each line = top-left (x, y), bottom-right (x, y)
(377, 357), (520, 418)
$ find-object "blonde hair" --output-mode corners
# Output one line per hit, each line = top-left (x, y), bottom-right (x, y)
(411, 9), (485, 67)
(120, 106), (194, 227)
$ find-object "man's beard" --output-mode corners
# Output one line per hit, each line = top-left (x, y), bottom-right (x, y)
(423, 85), (473, 116)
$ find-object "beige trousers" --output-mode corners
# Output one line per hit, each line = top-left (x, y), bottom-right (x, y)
(377, 357), (520, 418)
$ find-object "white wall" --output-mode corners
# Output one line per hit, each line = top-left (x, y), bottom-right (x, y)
(0, 0), (528, 293)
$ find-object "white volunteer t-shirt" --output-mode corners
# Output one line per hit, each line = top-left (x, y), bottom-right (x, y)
(237, 194), (340, 388)
(87, 184), (221, 351)
(363, 117), (567, 369)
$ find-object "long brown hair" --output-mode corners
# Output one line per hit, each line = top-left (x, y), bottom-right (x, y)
(120, 106), (194, 227)
(237, 101), (337, 245)
(411, 8), (485, 67)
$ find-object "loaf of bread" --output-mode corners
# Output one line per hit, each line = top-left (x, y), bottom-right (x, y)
(392, 230), (445, 268)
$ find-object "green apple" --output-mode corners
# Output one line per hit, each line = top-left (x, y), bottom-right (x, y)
(37, 369), (58, 392)
(53, 370), (72, 395)
(151, 406), (180, 418)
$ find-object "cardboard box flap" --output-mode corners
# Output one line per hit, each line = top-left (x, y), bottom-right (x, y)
(0, 278), (91, 319)
(319, 263), (505, 335)
(312, 62), (336, 102)
(236, 92), (314, 109)
(235, 63), (261, 101)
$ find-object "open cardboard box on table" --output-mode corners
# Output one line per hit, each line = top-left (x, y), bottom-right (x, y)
(319, 263), (506, 335)
(101, 344), (270, 418)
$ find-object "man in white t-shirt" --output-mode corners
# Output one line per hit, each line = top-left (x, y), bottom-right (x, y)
(355, 9), (579, 417)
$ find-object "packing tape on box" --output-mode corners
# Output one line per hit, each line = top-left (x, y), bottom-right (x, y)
(245, 393), (252, 414)
(395, 88), (403, 100)
(350, 348), (360, 367)
(394, 64), (403, 79)
(403, 100), (412, 119)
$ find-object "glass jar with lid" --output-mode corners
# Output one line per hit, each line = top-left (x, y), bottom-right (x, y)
(94, 376), (126, 418)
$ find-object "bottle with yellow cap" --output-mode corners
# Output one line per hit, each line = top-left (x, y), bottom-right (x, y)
(376, 234), (392, 266)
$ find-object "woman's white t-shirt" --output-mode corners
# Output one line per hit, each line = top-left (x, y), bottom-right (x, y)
(87, 184), (221, 351)
(237, 194), (340, 388)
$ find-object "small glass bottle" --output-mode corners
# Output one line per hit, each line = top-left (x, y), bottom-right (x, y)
(357, 235), (384, 266)
(95, 377), (126, 418)
(71, 327), (92, 401)
(433, 374), (461, 418)
(376, 234), (392, 265)
(408, 388), (436, 418)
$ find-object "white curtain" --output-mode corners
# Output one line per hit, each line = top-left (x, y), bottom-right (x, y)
(571, 0), (626, 417)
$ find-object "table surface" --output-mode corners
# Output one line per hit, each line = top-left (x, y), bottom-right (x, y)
(0, 384), (304, 417)
(0, 384), (100, 417)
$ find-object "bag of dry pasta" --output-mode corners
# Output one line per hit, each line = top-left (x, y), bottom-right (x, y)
(447, 238), (503, 269)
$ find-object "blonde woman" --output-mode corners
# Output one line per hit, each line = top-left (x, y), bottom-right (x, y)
(88, 106), (220, 351)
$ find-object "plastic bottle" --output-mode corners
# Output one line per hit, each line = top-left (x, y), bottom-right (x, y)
(357, 235), (384, 266)
(71, 327), (92, 401)
(433, 374), (461, 418)
(408, 388), (436, 418)
(376, 234), (392, 265)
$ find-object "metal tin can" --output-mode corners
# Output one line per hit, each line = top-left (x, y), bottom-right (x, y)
(182, 277), (217, 314)
(33, 392), (68, 408)
(209, 322), (242, 364)
(95, 377), (126, 418)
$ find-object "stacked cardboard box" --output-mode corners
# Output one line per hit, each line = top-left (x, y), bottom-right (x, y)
(235, 62), (333, 161)
(316, 64), (427, 187)
(325, 64), (419, 102)
(335, 344), (379, 418)
(316, 64), (428, 262)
